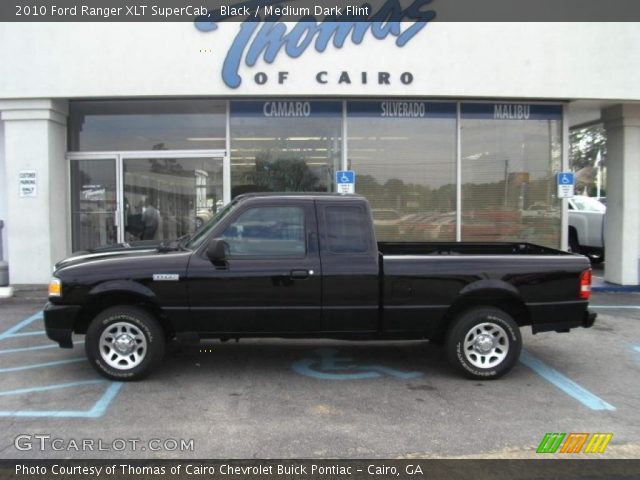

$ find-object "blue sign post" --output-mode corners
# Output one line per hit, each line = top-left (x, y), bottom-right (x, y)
(336, 170), (355, 194)
(557, 172), (575, 198)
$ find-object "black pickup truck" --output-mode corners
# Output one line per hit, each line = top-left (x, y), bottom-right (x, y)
(45, 193), (596, 381)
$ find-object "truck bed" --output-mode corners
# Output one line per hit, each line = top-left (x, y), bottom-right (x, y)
(377, 241), (589, 336)
(378, 241), (571, 256)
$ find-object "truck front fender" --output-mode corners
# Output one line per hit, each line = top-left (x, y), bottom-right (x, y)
(73, 280), (168, 335)
(88, 279), (158, 301)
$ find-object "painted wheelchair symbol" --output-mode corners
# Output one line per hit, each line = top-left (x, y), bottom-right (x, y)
(560, 174), (571, 184)
(340, 174), (351, 183)
(292, 348), (423, 380)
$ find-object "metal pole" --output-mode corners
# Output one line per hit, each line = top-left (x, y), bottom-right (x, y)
(0, 219), (4, 262)
(0, 219), (8, 287)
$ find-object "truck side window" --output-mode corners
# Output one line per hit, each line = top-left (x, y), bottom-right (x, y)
(220, 206), (306, 256)
(325, 206), (370, 254)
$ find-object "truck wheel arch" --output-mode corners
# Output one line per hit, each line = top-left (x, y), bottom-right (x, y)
(74, 287), (170, 339)
(430, 288), (529, 344)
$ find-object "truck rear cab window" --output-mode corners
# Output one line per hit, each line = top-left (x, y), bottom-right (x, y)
(220, 206), (306, 256)
(325, 205), (370, 254)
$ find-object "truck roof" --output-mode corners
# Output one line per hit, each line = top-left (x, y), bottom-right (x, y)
(235, 192), (365, 201)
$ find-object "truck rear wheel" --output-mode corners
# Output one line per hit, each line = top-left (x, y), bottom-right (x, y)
(85, 306), (165, 381)
(446, 307), (522, 379)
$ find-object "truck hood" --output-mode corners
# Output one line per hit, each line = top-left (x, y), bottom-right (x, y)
(54, 240), (168, 271)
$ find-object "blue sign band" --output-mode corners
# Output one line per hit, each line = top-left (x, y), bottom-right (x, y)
(231, 100), (343, 117)
(348, 101), (456, 118)
(461, 103), (562, 120)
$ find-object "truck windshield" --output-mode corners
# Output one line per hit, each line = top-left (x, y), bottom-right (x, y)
(185, 198), (242, 250)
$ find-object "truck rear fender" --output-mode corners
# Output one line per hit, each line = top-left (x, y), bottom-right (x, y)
(74, 280), (170, 337)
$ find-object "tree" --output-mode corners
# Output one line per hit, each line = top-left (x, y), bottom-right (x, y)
(570, 124), (607, 170)
(250, 151), (321, 192)
(570, 124), (607, 196)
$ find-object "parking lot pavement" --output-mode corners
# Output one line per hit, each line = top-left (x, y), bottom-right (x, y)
(0, 291), (638, 459)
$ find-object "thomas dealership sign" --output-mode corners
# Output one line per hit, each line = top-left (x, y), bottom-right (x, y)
(195, 0), (435, 88)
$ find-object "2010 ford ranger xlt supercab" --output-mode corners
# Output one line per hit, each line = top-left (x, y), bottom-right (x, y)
(44, 193), (596, 381)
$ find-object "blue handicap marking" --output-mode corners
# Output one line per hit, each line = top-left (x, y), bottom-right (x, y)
(292, 347), (423, 380)
(519, 350), (615, 411)
(335, 170), (355, 185)
(557, 172), (574, 185)
(0, 311), (124, 418)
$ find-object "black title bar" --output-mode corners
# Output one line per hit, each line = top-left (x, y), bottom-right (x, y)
(2, 0), (640, 22)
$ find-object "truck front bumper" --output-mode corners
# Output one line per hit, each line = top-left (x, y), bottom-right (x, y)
(43, 302), (81, 349)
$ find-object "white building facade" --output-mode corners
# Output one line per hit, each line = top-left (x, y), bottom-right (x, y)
(0, 21), (639, 285)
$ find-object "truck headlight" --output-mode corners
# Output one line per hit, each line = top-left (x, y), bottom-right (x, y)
(48, 278), (62, 297)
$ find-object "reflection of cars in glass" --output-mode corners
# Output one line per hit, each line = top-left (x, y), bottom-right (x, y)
(522, 202), (560, 220)
(398, 213), (443, 239)
(399, 211), (522, 241)
(371, 209), (402, 239)
(568, 195), (606, 263)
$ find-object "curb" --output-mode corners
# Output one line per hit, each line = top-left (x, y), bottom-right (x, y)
(592, 285), (640, 293)
(0, 286), (14, 298)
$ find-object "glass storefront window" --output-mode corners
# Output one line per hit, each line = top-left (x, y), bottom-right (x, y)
(67, 98), (564, 251)
(69, 100), (226, 151)
(122, 157), (224, 242)
(347, 101), (457, 242)
(230, 101), (342, 197)
(461, 103), (562, 247)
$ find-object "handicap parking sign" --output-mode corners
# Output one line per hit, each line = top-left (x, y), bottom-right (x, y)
(336, 170), (355, 194)
(557, 172), (575, 198)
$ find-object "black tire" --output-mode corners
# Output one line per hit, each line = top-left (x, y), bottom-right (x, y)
(85, 306), (165, 381)
(568, 230), (580, 254)
(446, 307), (522, 380)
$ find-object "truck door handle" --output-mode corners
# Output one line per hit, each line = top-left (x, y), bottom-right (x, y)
(290, 269), (312, 279)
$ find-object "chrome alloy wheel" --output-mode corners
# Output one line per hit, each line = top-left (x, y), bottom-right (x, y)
(99, 321), (147, 370)
(462, 322), (509, 369)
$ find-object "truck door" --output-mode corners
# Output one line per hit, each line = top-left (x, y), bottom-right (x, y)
(187, 200), (322, 333)
(316, 200), (380, 332)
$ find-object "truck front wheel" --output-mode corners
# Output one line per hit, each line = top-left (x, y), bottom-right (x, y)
(85, 306), (165, 381)
(446, 307), (522, 379)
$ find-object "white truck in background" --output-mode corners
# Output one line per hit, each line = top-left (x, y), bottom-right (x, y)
(568, 195), (606, 264)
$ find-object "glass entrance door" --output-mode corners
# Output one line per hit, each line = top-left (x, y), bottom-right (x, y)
(70, 157), (119, 252)
(122, 156), (224, 242)
(69, 152), (227, 251)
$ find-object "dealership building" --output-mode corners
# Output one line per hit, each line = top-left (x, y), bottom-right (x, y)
(0, 20), (639, 287)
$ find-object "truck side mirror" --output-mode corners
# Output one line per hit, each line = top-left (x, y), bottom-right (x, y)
(206, 239), (230, 267)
